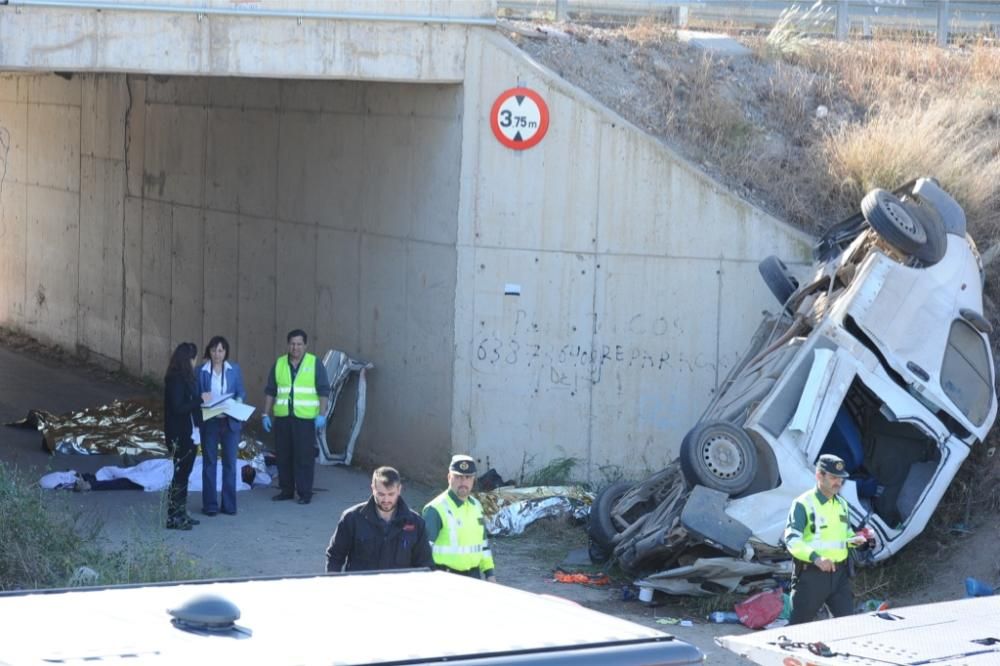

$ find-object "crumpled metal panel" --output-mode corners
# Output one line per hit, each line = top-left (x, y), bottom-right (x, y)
(637, 557), (791, 597)
(477, 486), (594, 536)
(317, 349), (374, 467)
(6, 399), (261, 459)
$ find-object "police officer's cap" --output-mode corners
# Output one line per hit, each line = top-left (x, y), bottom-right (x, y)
(449, 454), (477, 476)
(817, 454), (849, 478)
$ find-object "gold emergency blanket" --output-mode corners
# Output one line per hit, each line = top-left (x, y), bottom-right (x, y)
(7, 399), (261, 459)
(476, 486), (594, 537)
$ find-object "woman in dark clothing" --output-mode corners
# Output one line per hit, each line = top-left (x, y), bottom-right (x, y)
(164, 342), (204, 530)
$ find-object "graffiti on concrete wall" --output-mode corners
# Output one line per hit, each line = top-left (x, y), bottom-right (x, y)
(473, 308), (740, 394)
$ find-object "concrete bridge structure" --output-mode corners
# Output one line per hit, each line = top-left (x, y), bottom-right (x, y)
(0, 0), (810, 482)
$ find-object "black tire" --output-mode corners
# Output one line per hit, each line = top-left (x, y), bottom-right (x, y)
(905, 198), (947, 266)
(758, 255), (799, 308)
(862, 188), (927, 255)
(679, 421), (757, 496)
(587, 481), (634, 550)
(588, 538), (612, 564)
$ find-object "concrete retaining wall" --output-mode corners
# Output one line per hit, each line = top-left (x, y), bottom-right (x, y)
(452, 33), (812, 482)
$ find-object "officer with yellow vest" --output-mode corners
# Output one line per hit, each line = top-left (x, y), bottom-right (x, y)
(422, 455), (496, 582)
(784, 454), (868, 624)
(262, 329), (330, 505)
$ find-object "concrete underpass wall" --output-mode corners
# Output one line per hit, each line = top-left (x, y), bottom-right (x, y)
(0, 73), (461, 478)
(453, 32), (813, 483)
(0, 9), (819, 485)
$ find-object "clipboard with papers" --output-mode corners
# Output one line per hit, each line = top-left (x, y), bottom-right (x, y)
(202, 393), (256, 422)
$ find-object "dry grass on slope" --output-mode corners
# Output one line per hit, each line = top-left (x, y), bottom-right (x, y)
(511, 22), (1000, 240)
(824, 93), (1000, 242)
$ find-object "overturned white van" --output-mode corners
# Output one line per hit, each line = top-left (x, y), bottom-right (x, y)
(593, 177), (997, 574)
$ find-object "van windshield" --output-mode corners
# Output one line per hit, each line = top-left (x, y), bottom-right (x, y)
(940, 320), (992, 426)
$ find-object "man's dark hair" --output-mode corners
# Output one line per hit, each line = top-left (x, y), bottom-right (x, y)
(287, 329), (308, 344)
(372, 466), (401, 487)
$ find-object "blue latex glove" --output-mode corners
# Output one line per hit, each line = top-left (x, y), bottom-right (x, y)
(315, 414), (327, 430)
(262, 414), (272, 432)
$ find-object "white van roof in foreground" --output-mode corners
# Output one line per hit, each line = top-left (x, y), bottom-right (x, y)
(717, 595), (1000, 665)
(0, 570), (704, 665)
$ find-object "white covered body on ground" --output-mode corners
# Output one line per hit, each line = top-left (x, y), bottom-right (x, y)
(39, 458), (271, 493)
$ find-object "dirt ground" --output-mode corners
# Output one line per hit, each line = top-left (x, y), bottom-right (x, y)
(0, 328), (996, 665)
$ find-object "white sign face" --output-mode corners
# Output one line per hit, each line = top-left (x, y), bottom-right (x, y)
(490, 87), (549, 150)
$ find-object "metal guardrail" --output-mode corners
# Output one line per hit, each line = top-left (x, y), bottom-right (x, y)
(497, 1), (1000, 45)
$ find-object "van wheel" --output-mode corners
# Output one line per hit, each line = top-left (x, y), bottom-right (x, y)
(587, 481), (634, 554)
(680, 421), (757, 496)
(758, 255), (799, 309)
(862, 189), (927, 255)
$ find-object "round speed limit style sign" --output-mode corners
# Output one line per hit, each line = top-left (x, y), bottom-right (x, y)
(490, 87), (550, 150)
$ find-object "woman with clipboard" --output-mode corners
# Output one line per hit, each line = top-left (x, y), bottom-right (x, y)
(198, 336), (247, 516)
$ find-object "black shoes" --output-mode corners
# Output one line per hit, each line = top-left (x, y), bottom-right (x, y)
(166, 516), (198, 530)
(273, 493), (310, 504)
(202, 509), (218, 517)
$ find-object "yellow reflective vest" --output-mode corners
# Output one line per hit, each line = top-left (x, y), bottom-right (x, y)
(784, 488), (852, 564)
(273, 353), (320, 419)
(426, 491), (495, 574)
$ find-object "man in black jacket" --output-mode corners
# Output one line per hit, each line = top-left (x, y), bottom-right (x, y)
(325, 466), (433, 572)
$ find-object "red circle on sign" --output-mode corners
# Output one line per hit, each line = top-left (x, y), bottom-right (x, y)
(490, 87), (550, 150)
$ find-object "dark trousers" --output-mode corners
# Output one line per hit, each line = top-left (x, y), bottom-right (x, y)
(274, 416), (316, 500)
(167, 437), (196, 520)
(789, 562), (853, 624)
(202, 416), (240, 514)
(81, 473), (143, 491)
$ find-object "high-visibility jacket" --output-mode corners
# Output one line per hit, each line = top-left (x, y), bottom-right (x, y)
(425, 491), (495, 574)
(273, 353), (320, 419)
(784, 488), (852, 564)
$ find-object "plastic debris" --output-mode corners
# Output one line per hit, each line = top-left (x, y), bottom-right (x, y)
(656, 617), (680, 625)
(734, 588), (784, 629)
(965, 577), (996, 597)
(858, 599), (890, 613)
(553, 569), (610, 586)
(708, 611), (740, 624)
